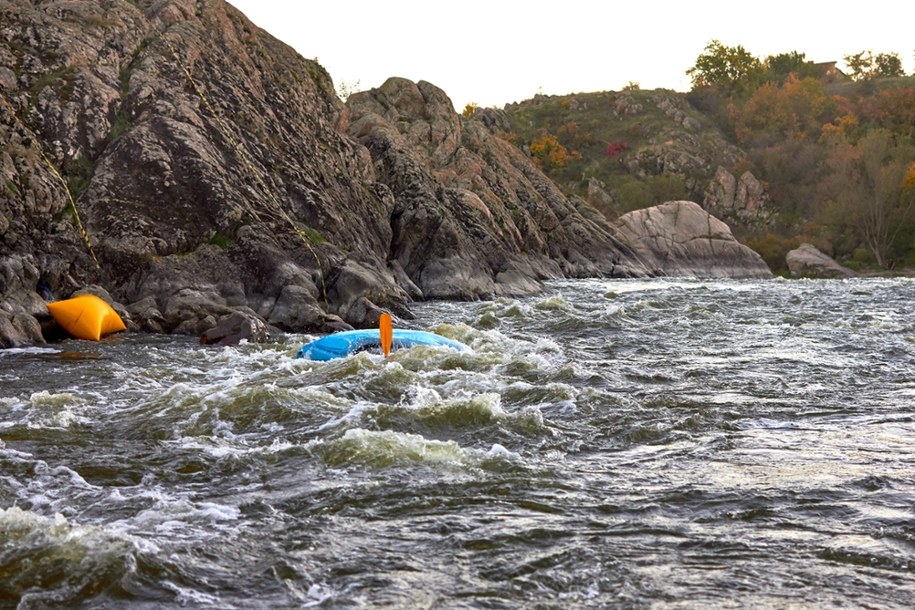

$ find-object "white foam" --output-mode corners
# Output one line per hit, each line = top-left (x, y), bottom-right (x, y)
(0, 346), (59, 357)
(161, 581), (221, 606)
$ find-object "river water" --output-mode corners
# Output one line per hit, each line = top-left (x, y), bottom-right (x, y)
(1, 278), (913, 609)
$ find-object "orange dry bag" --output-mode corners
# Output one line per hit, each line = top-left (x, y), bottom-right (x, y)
(46, 294), (127, 341)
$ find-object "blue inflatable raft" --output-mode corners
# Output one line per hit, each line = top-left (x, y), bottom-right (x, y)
(296, 329), (469, 361)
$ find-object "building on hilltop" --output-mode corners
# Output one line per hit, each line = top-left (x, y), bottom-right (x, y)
(812, 61), (849, 82)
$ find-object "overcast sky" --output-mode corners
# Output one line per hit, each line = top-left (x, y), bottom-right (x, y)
(228, 1), (915, 111)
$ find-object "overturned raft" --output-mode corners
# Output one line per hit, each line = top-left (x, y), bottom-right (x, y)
(296, 329), (469, 361)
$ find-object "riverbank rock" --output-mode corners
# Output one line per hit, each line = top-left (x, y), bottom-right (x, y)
(786, 243), (857, 278)
(0, 255), (48, 347)
(612, 201), (774, 279)
(199, 310), (268, 346)
(1, 0), (651, 347)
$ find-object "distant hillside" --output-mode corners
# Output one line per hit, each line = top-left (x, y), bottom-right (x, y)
(499, 75), (915, 273)
(500, 89), (744, 219)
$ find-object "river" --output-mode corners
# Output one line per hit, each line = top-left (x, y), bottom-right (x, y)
(1, 277), (913, 609)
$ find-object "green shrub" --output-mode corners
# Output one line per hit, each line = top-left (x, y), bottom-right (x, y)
(208, 233), (232, 250)
(745, 233), (799, 275)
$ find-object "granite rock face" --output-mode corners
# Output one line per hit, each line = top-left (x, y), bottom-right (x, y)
(346, 77), (649, 297)
(1, 1), (776, 348)
(612, 201), (773, 279)
(0, 0), (653, 347)
(703, 167), (774, 226)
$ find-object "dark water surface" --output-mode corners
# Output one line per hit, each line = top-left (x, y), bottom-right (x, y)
(1, 278), (913, 609)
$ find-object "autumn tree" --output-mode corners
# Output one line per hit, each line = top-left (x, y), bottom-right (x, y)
(857, 87), (915, 139)
(733, 75), (834, 145)
(826, 129), (915, 268)
(529, 133), (573, 172)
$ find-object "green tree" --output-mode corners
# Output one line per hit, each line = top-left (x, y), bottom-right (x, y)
(763, 51), (819, 84)
(686, 40), (763, 96)
(337, 79), (361, 101)
(873, 52), (904, 77)
(843, 51), (873, 81)
(843, 51), (905, 80)
(648, 173), (689, 203)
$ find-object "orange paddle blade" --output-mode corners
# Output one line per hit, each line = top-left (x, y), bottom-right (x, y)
(379, 312), (393, 356)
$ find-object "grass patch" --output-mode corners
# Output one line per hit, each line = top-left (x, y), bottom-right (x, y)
(301, 227), (326, 244)
(208, 233), (232, 250)
(29, 65), (76, 101)
(108, 111), (131, 142)
(63, 155), (94, 198)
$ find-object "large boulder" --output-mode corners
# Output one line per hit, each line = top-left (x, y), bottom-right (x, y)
(612, 201), (773, 279)
(199, 310), (268, 346)
(786, 243), (857, 278)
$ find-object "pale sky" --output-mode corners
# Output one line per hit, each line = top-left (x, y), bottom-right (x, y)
(228, 1), (914, 112)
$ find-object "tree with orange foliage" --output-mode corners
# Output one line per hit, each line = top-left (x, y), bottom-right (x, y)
(529, 133), (572, 171)
(905, 163), (915, 191)
(462, 102), (479, 118)
(733, 75), (834, 145)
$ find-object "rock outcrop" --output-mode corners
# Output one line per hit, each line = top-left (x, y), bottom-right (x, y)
(345, 78), (649, 297)
(703, 167), (774, 226)
(786, 243), (857, 278)
(0, 0), (650, 347)
(612, 201), (773, 279)
(504, 89), (745, 206)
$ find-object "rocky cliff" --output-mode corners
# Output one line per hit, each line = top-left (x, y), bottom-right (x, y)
(1, 0), (652, 345)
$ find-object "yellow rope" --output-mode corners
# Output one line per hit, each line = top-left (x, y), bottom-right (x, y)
(0, 88), (100, 269)
(161, 34), (328, 301)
